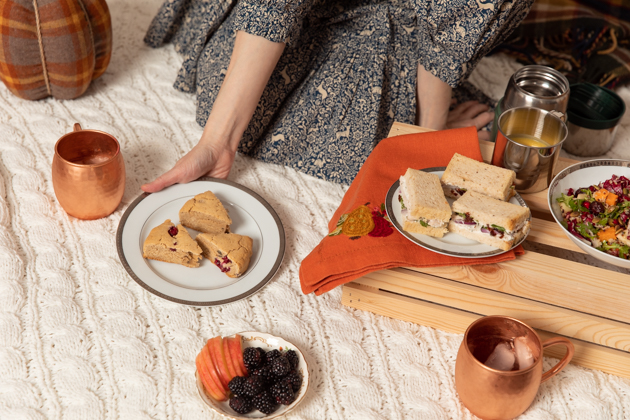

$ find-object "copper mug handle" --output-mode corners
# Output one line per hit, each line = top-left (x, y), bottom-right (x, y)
(73, 123), (82, 132)
(541, 337), (574, 383)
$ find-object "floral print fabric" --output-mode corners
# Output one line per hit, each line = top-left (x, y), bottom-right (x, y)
(145, 0), (532, 184)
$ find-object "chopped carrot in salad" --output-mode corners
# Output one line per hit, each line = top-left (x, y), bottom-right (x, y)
(593, 188), (609, 202)
(606, 192), (619, 206)
(597, 226), (617, 242)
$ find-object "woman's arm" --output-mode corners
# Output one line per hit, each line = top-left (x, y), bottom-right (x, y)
(141, 31), (285, 193)
(416, 64), (492, 140)
(416, 64), (452, 129)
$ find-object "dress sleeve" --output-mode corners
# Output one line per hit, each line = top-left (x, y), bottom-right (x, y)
(233, 0), (317, 45)
(416, 0), (534, 87)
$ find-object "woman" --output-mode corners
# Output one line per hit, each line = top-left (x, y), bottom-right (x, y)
(142, 0), (533, 192)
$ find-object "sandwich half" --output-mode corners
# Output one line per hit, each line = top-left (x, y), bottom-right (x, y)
(441, 153), (516, 201)
(448, 191), (531, 251)
(399, 168), (451, 238)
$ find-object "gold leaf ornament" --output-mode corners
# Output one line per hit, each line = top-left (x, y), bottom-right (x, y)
(341, 205), (375, 237)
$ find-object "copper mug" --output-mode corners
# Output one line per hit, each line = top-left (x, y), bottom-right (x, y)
(52, 123), (125, 220)
(455, 316), (574, 420)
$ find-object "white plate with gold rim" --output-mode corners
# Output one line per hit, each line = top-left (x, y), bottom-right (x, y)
(196, 332), (310, 419)
(117, 178), (285, 306)
(385, 167), (530, 258)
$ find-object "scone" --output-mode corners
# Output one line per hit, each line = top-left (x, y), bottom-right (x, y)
(196, 233), (253, 278)
(142, 219), (203, 268)
(179, 191), (232, 235)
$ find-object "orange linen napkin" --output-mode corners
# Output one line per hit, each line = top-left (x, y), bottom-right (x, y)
(299, 126), (525, 295)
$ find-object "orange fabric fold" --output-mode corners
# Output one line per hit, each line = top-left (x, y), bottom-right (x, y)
(299, 127), (525, 295)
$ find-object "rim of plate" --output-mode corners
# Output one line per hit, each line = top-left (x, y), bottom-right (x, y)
(385, 166), (530, 258)
(547, 159), (630, 258)
(116, 177), (285, 306)
(195, 331), (310, 419)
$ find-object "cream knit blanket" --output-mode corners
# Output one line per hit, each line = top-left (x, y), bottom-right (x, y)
(1, 0), (629, 418)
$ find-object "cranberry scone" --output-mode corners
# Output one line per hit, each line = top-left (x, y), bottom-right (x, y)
(179, 191), (232, 235)
(196, 232), (253, 278)
(142, 219), (203, 268)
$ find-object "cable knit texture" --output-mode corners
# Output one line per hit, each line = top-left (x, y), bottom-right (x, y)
(0, 0), (630, 419)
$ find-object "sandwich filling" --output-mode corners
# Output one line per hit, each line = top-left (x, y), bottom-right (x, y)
(442, 183), (467, 198)
(451, 212), (527, 242)
(442, 184), (516, 199)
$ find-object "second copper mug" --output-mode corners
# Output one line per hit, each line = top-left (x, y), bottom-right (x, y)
(52, 123), (125, 220)
(455, 316), (574, 420)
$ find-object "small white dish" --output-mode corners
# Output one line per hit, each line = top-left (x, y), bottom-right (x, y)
(117, 178), (285, 305)
(385, 167), (530, 258)
(196, 332), (309, 419)
(548, 159), (630, 269)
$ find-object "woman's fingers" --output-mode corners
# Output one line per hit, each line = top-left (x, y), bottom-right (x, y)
(447, 100), (480, 118)
(141, 144), (217, 193)
(140, 157), (200, 193)
(448, 101), (489, 121)
(140, 142), (237, 193)
(469, 110), (494, 130)
(477, 129), (491, 142)
(141, 166), (185, 193)
(446, 100), (494, 132)
(462, 103), (490, 121)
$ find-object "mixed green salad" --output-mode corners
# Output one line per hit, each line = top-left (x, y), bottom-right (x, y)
(556, 175), (630, 259)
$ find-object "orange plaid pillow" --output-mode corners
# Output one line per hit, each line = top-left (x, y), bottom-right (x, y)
(0, 0), (112, 100)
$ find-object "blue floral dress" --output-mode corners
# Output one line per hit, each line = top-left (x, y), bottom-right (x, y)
(145, 0), (533, 184)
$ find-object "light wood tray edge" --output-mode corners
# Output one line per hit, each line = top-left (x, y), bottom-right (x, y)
(353, 268), (630, 352)
(342, 283), (630, 379)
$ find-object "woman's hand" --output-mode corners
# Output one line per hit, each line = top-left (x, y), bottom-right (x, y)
(141, 131), (235, 193)
(141, 31), (285, 193)
(446, 100), (494, 141)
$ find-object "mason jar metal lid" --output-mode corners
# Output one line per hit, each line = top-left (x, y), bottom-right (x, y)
(503, 65), (570, 112)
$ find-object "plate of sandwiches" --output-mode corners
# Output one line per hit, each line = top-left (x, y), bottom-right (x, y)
(385, 153), (531, 257)
(116, 178), (285, 305)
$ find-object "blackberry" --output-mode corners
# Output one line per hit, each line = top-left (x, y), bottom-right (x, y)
(285, 350), (299, 369)
(284, 371), (302, 393)
(270, 356), (291, 377)
(258, 347), (268, 362)
(265, 349), (282, 362)
(242, 375), (265, 397)
(252, 391), (277, 415)
(270, 380), (296, 405)
(243, 347), (264, 371)
(228, 376), (247, 396)
(229, 395), (252, 414)
(251, 364), (274, 385)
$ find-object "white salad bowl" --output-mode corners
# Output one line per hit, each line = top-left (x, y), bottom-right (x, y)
(548, 159), (630, 269)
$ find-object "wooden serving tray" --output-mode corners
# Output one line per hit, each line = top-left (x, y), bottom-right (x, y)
(341, 122), (630, 378)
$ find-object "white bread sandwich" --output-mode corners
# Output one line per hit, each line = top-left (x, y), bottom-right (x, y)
(448, 191), (531, 251)
(399, 168), (451, 238)
(441, 153), (516, 201)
